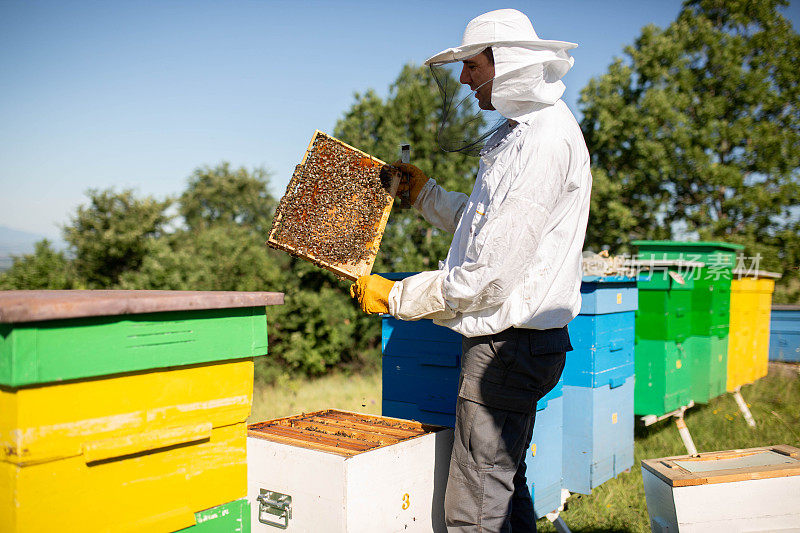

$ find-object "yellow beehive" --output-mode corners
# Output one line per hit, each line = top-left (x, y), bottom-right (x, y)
(0, 290), (285, 533)
(753, 278), (776, 380)
(727, 272), (779, 391)
(1, 360), (253, 532)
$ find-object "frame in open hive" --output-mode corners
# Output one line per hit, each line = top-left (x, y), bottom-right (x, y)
(267, 131), (399, 281)
(247, 409), (440, 457)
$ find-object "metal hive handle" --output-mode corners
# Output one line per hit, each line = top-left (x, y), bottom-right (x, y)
(257, 489), (292, 529)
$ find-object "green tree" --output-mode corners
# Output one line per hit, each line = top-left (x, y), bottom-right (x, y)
(63, 189), (171, 288)
(580, 0), (800, 299)
(179, 162), (276, 236)
(117, 224), (287, 292)
(0, 240), (75, 289)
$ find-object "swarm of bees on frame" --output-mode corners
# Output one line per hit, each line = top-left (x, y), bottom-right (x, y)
(269, 133), (397, 270)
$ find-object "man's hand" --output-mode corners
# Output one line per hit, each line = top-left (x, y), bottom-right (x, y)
(393, 161), (429, 208)
(350, 274), (395, 315)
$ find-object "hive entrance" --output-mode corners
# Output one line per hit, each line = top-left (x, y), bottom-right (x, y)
(267, 131), (399, 280)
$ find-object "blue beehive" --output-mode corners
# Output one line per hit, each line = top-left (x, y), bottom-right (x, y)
(769, 305), (800, 363)
(381, 315), (461, 425)
(526, 394), (564, 518)
(562, 376), (634, 493)
(564, 313), (634, 388)
(561, 276), (637, 494)
(579, 276), (638, 314)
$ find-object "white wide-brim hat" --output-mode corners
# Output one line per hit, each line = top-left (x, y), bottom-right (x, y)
(424, 8), (577, 65)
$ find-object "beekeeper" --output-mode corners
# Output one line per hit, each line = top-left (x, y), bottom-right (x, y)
(351, 8), (591, 532)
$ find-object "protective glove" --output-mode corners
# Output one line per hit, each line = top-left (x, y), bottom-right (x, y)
(350, 274), (396, 315)
(392, 161), (429, 208)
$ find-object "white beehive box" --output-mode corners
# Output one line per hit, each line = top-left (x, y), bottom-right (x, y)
(247, 409), (453, 533)
(641, 445), (800, 533)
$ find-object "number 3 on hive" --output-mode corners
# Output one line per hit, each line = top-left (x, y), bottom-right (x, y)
(402, 493), (410, 510)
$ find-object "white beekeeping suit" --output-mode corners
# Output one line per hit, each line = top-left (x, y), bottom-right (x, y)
(387, 8), (592, 337)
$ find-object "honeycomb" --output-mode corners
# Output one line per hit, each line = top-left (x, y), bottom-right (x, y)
(268, 131), (398, 280)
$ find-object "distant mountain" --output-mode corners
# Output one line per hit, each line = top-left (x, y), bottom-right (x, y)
(0, 226), (63, 272)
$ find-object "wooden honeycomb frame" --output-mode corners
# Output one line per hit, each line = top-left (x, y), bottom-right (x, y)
(247, 409), (439, 457)
(267, 131), (399, 281)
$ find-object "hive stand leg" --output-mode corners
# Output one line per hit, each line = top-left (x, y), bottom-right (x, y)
(732, 387), (757, 428)
(640, 403), (699, 456)
(545, 489), (572, 533)
(674, 414), (698, 456)
(550, 516), (572, 533)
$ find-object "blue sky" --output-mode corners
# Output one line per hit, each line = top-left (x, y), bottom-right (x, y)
(1, 0), (798, 239)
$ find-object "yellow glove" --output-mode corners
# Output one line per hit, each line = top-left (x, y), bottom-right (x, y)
(350, 274), (395, 315)
(392, 161), (429, 207)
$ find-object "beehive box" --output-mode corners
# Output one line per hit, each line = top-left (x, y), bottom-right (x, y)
(176, 499), (250, 532)
(642, 445), (800, 532)
(381, 315), (461, 425)
(769, 305), (800, 363)
(268, 131), (400, 281)
(525, 394), (564, 518)
(565, 313), (635, 389)
(727, 272), (779, 390)
(636, 265), (696, 344)
(684, 332), (729, 403)
(247, 410), (453, 532)
(0, 290), (283, 533)
(634, 339), (692, 416)
(562, 376), (634, 494)
(634, 241), (742, 405)
(579, 276), (638, 314)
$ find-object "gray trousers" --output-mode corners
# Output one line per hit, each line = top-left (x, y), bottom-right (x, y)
(444, 327), (569, 533)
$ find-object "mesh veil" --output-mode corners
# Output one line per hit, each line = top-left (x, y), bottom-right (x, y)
(430, 61), (506, 156)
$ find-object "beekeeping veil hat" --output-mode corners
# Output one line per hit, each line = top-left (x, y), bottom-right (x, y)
(426, 9), (577, 154)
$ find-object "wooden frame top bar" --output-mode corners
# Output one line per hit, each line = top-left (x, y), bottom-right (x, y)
(248, 409), (443, 457)
(0, 290), (285, 323)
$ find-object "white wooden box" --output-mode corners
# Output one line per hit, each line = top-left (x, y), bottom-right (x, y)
(642, 445), (800, 533)
(247, 409), (453, 533)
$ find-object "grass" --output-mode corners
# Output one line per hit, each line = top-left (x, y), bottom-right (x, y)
(249, 364), (799, 532)
(538, 363), (800, 532)
(249, 368), (382, 422)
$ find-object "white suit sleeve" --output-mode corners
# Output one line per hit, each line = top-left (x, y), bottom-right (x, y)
(442, 136), (571, 313)
(414, 178), (468, 234)
(384, 179), (467, 321)
(387, 270), (457, 321)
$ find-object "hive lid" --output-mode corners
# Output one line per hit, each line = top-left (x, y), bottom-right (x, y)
(267, 131), (400, 281)
(772, 304), (800, 311)
(581, 275), (638, 283)
(626, 259), (705, 268)
(0, 290), (284, 323)
(247, 409), (443, 457)
(641, 445), (800, 487)
(632, 240), (745, 251)
(732, 269), (782, 279)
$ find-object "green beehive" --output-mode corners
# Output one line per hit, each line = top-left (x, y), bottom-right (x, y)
(634, 241), (744, 404)
(636, 267), (695, 343)
(634, 263), (698, 416)
(0, 291), (282, 387)
(634, 339), (692, 415)
(177, 499), (251, 532)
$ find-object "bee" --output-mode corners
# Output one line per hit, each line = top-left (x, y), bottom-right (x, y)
(269, 133), (389, 273)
